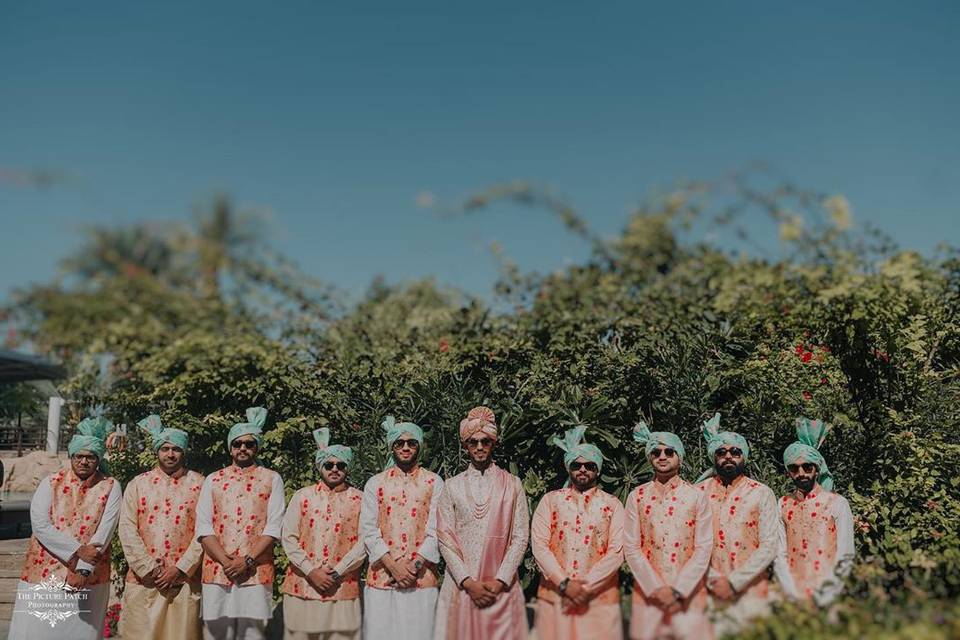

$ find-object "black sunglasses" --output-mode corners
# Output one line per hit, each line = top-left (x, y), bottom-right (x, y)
(787, 462), (817, 474)
(392, 438), (420, 450)
(650, 447), (676, 459)
(715, 447), (743, 458)
(231, 440), (258, 450)
(465, 437), (494, 449)
(569, 461), (599, 472)
(323, 461), (348, 471)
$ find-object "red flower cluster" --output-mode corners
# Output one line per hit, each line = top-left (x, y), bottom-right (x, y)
(795, 342), (829, 363)
(103, 602), (122, 638)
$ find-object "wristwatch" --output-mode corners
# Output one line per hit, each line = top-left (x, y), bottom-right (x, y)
(413, 558), (424, 573)
(77, 568), (92, 577)
(558, 578), (570, 594)
(244, 555), (256, 569)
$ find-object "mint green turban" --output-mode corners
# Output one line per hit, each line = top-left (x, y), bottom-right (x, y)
(784, 417), (834, 491)
(696, 413), (750, 481)
(313, 427), (354, 468)
(227, 407), (267, 449)
(138, 414), (189, 452)
(381, 415), (424, 469)
(632, 420), (686, 460)
(68, 416), (114, 470)
(549, 425), (604, 471)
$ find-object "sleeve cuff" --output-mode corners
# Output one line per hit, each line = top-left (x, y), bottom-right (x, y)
(495, 566), (516, 586)
(174, 556), (196, 576)
(75, 559), (93, 572)
(417, 543), (440, 565)
(261, 526), (282, 539)
(367, 540), (390, 564)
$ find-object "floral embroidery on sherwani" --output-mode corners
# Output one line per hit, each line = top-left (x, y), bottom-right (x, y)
(533, 486), (624, 606)
(22, 467), (115, 586)
(697, 475), (778, 599)
(366, 466), (440, 589)
(125, 467), (204, 585)
(201, 464), (278, 586)
(283, 483), (364, 600)
(781, 488), (839, 600)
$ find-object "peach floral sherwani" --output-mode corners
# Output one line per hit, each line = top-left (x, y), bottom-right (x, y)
(195, 463), (285, 637)
(696, 475), (779, 636)
(9, 466), (122, 640)
(361, 465), (444, 640)
(774, 484), (855, 606)
(624, 475), (714, 640)
(434, 463), (529, 640)
(281, 482), (366, 640)
(531, 486), (625, 640)
(118, 466), (205, 640)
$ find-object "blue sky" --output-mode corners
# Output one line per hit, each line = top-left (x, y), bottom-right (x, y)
(2, 1), (958, 302)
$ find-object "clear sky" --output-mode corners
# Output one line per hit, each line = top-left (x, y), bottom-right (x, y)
(2, 1), (958, 301)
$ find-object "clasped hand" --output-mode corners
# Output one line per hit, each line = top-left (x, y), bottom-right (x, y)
(650, 586), (683, 614)
(221, 554), (252, 582)
(383, 554), (424, 589)
(561, 579), (591, 609)
(307, 566), (341, 594)
(463, 578), (505, 608)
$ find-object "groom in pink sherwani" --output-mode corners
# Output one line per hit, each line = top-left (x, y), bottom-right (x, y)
(434, 406), (529, 640)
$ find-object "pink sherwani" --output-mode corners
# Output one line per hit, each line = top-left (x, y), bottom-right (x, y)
(434, 464), (529, 640)
(774, 484), (855, 606)
(625, 475), (713, 640)
(531, 486), (625, 640)
(696, 475), (779, 635)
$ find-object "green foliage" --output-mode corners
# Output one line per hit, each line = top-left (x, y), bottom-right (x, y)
(4, 179), (959, 637)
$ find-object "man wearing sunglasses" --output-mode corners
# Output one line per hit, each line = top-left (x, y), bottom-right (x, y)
(196, 407), (286, 640)
(774, 418), (854, 607)
(9, 417), (121, 640)
(531, 426), (625, 640)
(118, 415), (204, 640)
(695, 413), (780, 637)
(625, 421), (714, 640)
(434, 407), (529, 640)
(281, 428), (366, 640)
(361, 416), (444, 640)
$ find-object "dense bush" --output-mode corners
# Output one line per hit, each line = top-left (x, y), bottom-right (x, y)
(4, 182), (959, 638)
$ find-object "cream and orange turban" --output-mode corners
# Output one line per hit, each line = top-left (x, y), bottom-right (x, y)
(459, 406), (498, 442)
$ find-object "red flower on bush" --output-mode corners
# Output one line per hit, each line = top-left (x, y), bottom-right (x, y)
(103, 602), (122, 637)
(438, 339), (449, 353)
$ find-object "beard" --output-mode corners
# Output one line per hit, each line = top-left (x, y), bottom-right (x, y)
(793, 475), (816, 493)
(716, 461), (745, 482)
